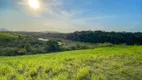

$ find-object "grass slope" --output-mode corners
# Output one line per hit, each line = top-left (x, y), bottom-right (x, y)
(0, 46), (142, 80)
(0, 33), (18, 40)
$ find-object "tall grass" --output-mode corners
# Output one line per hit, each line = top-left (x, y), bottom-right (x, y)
(0, 46), (142, 80)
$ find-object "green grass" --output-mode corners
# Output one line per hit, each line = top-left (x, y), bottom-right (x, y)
(0, 33), (18, 40)
(0, 46), (142, 80)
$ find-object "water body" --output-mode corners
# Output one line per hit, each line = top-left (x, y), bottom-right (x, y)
(38, 38), (65, 45)
(38, 38), (49, 41)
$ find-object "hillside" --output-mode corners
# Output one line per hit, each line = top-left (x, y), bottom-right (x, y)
(0, 33), (18, 40)
(0, 46), (142, 80)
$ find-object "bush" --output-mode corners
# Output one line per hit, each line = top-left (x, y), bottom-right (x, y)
(24, 43), (34, 53)
(17, 48), (27, 55)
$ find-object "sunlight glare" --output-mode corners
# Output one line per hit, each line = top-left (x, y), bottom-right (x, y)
(28, 0), (40, 9)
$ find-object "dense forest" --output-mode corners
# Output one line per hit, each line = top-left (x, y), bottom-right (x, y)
(66, 31), (142, 45)
(16, 31), (142, 45)
(1, 30), (142, 56)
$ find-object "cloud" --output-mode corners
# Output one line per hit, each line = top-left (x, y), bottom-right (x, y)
(17, 0), (82, 30)
(0, 0), (115, 32)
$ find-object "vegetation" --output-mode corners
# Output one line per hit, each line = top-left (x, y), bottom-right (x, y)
(0, 32), (114, 56)
(0, 33), (18, 40)
(45, 40), (61, 52)
(0, 46), (142, 80)
(66, 31), (142, 45)
(0, 36), (55, 56)
(14, 31), (142, 45)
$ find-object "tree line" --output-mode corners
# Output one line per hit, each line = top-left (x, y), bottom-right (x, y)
(12, 31), (142, 45)
(66, 31), (142, 45)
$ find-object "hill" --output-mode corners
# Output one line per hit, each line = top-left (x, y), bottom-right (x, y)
(0, 46), (142, 80)
(0, 33), (18, 40)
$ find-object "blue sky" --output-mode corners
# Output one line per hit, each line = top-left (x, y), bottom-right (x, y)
(0, 0), (142, 32)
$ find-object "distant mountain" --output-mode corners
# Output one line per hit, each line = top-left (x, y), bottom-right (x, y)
(0, 28), (8, 31)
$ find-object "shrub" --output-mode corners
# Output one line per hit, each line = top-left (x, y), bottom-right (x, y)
(18, 48), (27, 55)
(24, 43), (34, 53)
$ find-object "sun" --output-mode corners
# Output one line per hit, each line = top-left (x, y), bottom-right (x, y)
(28, 0), (40, 9)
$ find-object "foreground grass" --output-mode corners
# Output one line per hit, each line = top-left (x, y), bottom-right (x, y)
(0, 46), (142, 80)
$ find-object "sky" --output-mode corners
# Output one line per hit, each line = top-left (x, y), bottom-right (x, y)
(0, 0), (142, 32)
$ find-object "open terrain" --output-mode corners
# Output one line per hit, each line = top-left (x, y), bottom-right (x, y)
(0, 46), (142, 80)
(0, 0), (142, 80)
(0, 33), (18, 40)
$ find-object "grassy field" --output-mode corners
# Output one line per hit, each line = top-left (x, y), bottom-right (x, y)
(0, 46), (142, 80)
(0, 33), (18, 39)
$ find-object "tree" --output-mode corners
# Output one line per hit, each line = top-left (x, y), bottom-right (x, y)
(45, 40), (60, 52)
(66, 31), (142, 45)
(24, 43), (33, 53)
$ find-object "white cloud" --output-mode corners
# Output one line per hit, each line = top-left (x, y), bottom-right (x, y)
(3, 0), (107, 32)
